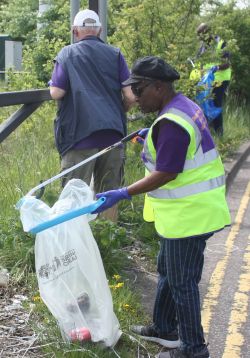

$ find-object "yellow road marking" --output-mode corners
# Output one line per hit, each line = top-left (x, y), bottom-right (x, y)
(222, 234), (250, 358)
(202, 181), (250, 335)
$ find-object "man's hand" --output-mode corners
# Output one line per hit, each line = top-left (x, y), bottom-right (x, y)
(122, 86), (136, 112)
(135, 128), (149, 144)
(93, 188), (131, 214)
(50, 86), (66, 100)
(211, 65), (219, 73)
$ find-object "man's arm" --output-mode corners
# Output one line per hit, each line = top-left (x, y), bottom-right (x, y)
(121, 86), (136, 112)
(127, 171), (177, 196)
(119, 52), (136, 111)
(49, 61), (69, 100)
(217, 62), (230, 71)
(50, 86), (66, 100)
(216, 53), (230, 71)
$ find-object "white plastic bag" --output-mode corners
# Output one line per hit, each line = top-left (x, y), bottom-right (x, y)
(18, 179), (121, 347)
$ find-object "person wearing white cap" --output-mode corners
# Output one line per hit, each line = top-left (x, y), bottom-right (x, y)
(73, 9), (102, 27)
(49, 9), (135, 221)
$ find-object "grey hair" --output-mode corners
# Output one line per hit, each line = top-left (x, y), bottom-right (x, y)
(74, 25), (101, 36)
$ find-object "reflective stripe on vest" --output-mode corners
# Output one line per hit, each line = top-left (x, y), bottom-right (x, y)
(148, 174), (225, 199)
(184, 145), (219, 170)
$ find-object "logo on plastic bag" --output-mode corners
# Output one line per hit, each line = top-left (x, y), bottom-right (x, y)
(38, 249), (77, 281)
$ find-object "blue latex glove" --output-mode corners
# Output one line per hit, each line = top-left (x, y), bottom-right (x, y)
(93, 188), (131, 214)
(136, 128), (149, 144)
(210, 65), (219, 73)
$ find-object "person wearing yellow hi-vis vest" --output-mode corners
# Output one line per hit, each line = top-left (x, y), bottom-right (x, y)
(196, 23), (232, 136)
(94, 56), (231, 358)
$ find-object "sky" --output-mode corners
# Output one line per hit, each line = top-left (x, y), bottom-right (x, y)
(227, 0), (249, 8)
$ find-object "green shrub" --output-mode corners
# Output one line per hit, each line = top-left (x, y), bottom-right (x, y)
(0, 214), (35, 283)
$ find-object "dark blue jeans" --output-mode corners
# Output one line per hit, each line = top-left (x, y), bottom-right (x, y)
(153, 234), (212, 354)
(211, 80), (230, 136)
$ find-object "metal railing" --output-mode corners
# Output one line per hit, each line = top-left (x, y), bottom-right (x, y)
(0, 88), (145, 144)
(0, 89), (52, 143)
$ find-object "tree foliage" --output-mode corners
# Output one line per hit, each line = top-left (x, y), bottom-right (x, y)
(0, 0), (38, 43)
(107, 0), (203, 98)
(0, 0), (250, 100)
(209, 3), (250, 99)
(108, 0), (201, 64)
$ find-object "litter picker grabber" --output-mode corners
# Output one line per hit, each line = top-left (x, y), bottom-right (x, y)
(16, 132), (139, 346)
(187, 57), (201, 81)
(187, 57), (195, 68)
(16, 129), (142, 234)
(26, 129), (142, 198)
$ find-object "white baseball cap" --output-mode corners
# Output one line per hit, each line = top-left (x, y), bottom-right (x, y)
(73, 9), (101, 27)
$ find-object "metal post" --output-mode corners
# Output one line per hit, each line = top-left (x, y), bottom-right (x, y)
(89, 0), (107, 43)
(70, 0), (80, 43)
(89, 0), (99, 13)
(98, 0), (107, 42)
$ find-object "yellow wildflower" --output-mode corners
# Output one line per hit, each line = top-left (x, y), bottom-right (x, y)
(33, 295), (43, 303)
(109, 282), (124, 289)
(115, 282), (124, 288)
(123, 304), (131, 310)
(113, 274), (121, 280)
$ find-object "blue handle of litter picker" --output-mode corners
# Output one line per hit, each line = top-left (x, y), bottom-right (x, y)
(29, 197), (106, 234)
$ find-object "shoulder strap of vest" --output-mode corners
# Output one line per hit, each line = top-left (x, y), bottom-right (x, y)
(153, 112), (201, 145)
(217, 39), (225, 51)
(151, 112), (199, 159)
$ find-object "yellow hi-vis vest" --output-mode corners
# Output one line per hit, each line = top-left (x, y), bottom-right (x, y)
(203, 38), (232, 83)
(143, 110), (231, 238)
(189, 39), (232, 83)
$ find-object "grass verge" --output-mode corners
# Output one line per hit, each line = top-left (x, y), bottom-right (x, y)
(0, 95), (249, 356)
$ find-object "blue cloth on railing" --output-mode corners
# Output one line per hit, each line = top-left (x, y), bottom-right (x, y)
(195, 70), (222, 122)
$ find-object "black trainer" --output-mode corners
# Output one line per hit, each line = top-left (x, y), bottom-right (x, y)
(131, 324), (180, 348)
(155, 346), (210, 358)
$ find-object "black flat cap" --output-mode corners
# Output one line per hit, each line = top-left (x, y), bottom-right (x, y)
(123, 56), (180, 86)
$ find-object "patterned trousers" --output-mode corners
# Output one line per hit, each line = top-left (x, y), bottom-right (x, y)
(153, 234), (212, 353)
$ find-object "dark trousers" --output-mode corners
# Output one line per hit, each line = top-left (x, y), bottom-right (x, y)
(211, 80), (230, 136)
(153, 234), (212, 354)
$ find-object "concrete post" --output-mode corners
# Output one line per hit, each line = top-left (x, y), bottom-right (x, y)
(37, 0), (51, 32)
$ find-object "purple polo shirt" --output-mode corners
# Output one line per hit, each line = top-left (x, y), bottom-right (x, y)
(150, 93), (215, 173)
(50, 52), (130, 149)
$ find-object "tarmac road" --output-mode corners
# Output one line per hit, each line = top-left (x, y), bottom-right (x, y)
(201, 150), (250, 358)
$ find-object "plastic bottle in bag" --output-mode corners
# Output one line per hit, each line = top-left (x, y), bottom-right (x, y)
(69, 327), (91, 342)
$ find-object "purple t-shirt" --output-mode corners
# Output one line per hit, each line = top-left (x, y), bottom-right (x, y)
(50, 52), (130, 149)
(149, 93), (215, 173)
(51, 52), (130, 91)
(152, 120), (190, 173)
